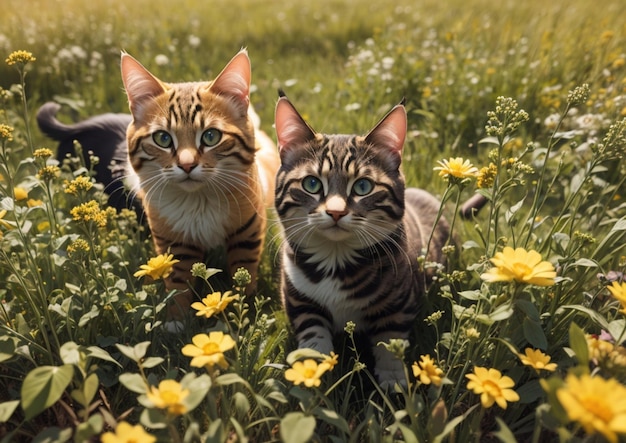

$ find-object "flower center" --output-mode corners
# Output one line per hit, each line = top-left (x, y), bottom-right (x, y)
(202, 342), (221, 355)
(581, 395), (613, 423)
(512, 262), (532, 279)
(303, 367), (317, 378)
(161, 391), (180, 404)
(483, 379), (502, 397)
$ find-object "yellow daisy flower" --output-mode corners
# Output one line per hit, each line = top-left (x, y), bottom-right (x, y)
(13, 187), (28, 201)
(320, 352), (339, 371)
(518, 348), (557, 373)
(133, 253), (180, 280)
(145, 379), (189, 416)
(412, 354), (444, 386)
(480, 246), (556, 286)
(101, 421), (156, 443)
(181, 332), (236, 370)
(557, 374), (626, 443)
(607, 281), (626, 314)
(284, 359), (330, 388)
(191, 291), (238, 318)
(434, 157), (479, 180)
(466, 366), (520, 409)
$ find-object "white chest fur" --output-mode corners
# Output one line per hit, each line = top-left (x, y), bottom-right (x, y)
(284, 256), (369, 333)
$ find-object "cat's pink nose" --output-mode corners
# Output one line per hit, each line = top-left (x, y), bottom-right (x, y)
(326, 209), (348, 222)
(178, 163), (197, 173)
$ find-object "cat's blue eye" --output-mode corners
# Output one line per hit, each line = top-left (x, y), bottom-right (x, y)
(352, 178), (374, 196)
(201, 128), (222, 147)
(152, 130), (173, 148)
(302, 176), (322, 194)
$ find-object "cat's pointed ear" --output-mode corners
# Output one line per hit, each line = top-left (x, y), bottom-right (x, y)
(120, 52), (166, 120)
(275, 96), (316, 154)
(209, 50), (251, 113)
(364, 103), (407, 155)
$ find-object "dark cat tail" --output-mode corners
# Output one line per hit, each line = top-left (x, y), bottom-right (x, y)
(36, 102), (138, 213)
(460, 193), (489, 218)
(36, 102), (79, 141)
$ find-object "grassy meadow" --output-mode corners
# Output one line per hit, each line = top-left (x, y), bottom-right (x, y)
(2, 0), (626, 441)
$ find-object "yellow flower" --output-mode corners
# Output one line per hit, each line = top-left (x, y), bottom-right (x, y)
(134, 253), (180, 280)
(321, 352), (339, 371)
(0, 210), (13, 230)
(37, 165), (61, 181)
(0, 124), (14, 141)
(181, 332), (236, 370)
(27, 198), (43, 207)
(434, 157), (479, 180)
(191, 291), (238, 318)
(557, 374), (626, 443)
(607, 281), (626, 314)
(285, 359), (330, 388)
(466, 366), (520, 409)
(480, 246), (556, 286)
(587, 334), (615, 361)
(101, 421), (156, 443)
(13, 187), (28, 201)
(5, 50), (36, 66)
(145, 379), (189, 416)
(33, 148), (53, 159)
(64, 175), (94, 195)
(412, 354), (444, 386)
(70, 200), (108, 228)
(518, 348), (557, 373)
(477, 163), (497, 189)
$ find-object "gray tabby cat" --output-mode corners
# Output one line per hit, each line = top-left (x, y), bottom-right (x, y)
(274, 95), (450, 386)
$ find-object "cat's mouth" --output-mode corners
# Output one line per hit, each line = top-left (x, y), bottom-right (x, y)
(320, 224), (353, 241)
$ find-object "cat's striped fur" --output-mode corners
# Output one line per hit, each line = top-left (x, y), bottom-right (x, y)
(121, 50), (278, 320)
(274, 96), (449, 386)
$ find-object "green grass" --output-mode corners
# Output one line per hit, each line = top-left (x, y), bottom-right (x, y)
(2, 0), (626, 441)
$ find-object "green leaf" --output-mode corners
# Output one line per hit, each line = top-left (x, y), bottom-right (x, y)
(493, 417), (517, 443)
(119, 373), (148, 394)
(0, 336), (19, 362)
(232, 392), (250, 415)
(432, 404), (478, 443)
(74, 413), (103, 442)
(139, 407), (167, 430)
(21, 365), (74, 420)
(31, 426), (73, 443)
(116, 341), (151, 363)
(181, 373), (211, 412)
(215, 373), (245, 386)
(85, 346), (121, 367)
(78, 305), (100, 327)
(59, 341), (81, 366)
(280, 412), (316, 443)
(141, 357), (164, 369)
(572, 258), (598, 268)
(313, 407), (350, 434)
(0, 400), (20, 422)
(286, 348), (327, 365)
(568, 322), (589, 367)
(558, 305), (610, 331)
(523, 318), (548, 350)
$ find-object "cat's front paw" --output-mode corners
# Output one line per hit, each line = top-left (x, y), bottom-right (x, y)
(375, 365), (408, 391)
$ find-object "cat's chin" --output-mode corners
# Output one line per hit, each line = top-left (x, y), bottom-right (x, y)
(175, 179), (206, 193)
(318, 226), (354, 242)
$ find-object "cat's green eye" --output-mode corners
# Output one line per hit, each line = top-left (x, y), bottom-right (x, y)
(201, 128), (222, 147)
(153, 130), (173, 148)
(352, 178), (374, 196)
(302, 176), (322, 194)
